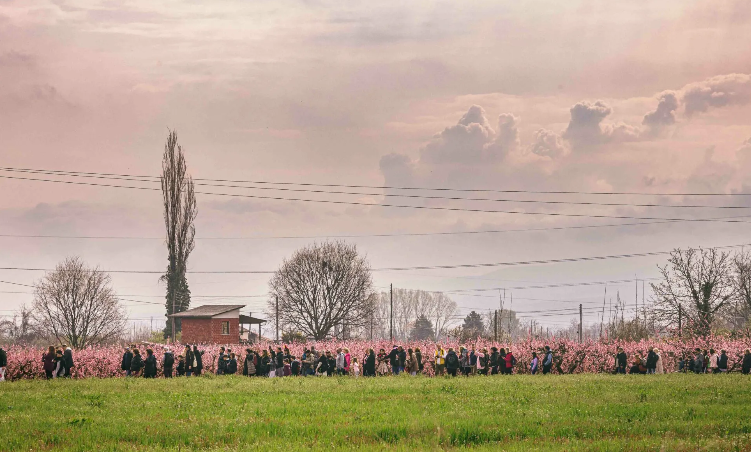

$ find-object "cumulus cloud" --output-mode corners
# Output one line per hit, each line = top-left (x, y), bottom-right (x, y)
(681, 73), (751, 116)
(562, 100), (642, 150)
(529, 128), (568, 158)
(418, 105), (520, 165)
(736, 137), (751, 167)
(642, 91), (678, 131)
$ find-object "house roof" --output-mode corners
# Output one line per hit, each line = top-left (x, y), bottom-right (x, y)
(168, 304), (246, 318)
(239, 314), (267, 324)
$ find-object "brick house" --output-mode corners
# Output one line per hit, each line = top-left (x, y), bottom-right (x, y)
(169, 305), (266, 344)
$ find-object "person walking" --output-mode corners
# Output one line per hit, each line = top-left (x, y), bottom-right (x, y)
(258, 350), (270, 377)
(397, 346), (407, 375)
(184, 345), (194, 377)
(63, 345), (74, 378)
(176, 355), (186, 377)
(326, 351), (336, 376)
(718, 350), (728, 373)
(143, 349), (157, 378)
(615, 347), (628, 374)
(655, 348), (664, 374)
(646, 347), (658, 374)
(130, 349), (143, 377)
(0, 346), (6, 382)
(226, 353), (238, 375)
(362, 349), (374, 377)
(530, 352), (539, 375)
(54, 349), (65, 378)
(415, 348), (423, 374)
(709, 349), (719, 374)
(163, 347), (175, 378)
(469, 346), (478, 376)
(377, 348), (389, 375)
(42, 346), (56, 380)
(459, 347), (471, 376)
(489, 347), (500, 375)
(434, 345), (446, 376)
(388, 346), (399, 375)
(336, 349), (345, 376)
(121, 346), (133, 377)
(216, 347), (226, 375)
(315, 351), (327, 376)
(504, 349), (516, 375)
(344, 348), (352, 376)
(477, 348), (488, 375)
(192, 345), (204, 376)
(694, 348), (705, 374)
(445, 348), (459, 377)
(542, 346), (553, 375)
(406, 348), (418, 376)
(742, 349), (751, 375)
(275, 347), (285, 377)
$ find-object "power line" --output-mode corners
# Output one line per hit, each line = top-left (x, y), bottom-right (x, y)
(0, 241), (746, 274)
(3, 166), (749, 197)
(5, 173), (751, 223)
(3, 168), (749, 210)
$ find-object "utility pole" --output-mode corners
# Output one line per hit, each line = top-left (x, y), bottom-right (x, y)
(578, 303), (583, 343)
(494, 309), (498, 342)
(390, 284), (393, 341)
(678, 303), (682, 337)
(275, 295), (279, 343)
(171, 291), (176, 344)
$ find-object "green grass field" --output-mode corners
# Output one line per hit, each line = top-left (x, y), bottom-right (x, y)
(1, 374), (750, 451)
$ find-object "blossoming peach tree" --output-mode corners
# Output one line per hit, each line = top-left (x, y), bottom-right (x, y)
(4, 335), (750, 381)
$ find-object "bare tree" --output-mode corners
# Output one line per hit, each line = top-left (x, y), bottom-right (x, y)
(374, 289), (458, 341)
(268, 241), (374, 340)
(0, 305), (38, 345)
(160, 131), (197, 340)
(731, 250), (751, 328)
(651, 247), (734, 337)
(32, 257), (125, 348)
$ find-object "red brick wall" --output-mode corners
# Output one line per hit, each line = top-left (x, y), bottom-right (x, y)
(181, 318), (239, 344)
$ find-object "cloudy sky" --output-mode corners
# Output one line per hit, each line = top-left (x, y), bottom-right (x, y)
(1, 0), (751, 333)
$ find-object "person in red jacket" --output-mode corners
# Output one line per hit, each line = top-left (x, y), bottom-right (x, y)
(504, 349), (516, 375)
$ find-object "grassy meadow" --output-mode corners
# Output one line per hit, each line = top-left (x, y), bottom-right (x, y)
(1, 374), (750, 451)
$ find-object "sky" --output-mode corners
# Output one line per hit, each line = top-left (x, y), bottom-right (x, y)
(1, 0), (751, 334)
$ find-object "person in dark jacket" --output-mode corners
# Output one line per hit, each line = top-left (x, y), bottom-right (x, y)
(163, 348), (175, 378)
(645, 347), (658, 374)
(242, 349), (254, 376)
(542, 346), (553, 375)
(54, 349), (65, 378)
(291, 356), (301, 376)
(694, 348), (704, 374)
(42, 346), (56, 379)
(489, 347), (500, 375)
(388, 346), (399, 375)
(225, 353), (237, 375)
(316, 352), (329, 376)
(365, 348), (376, 377)
(192, 345), (204, 376)
(275, 347), (285, 376)
(0, 346), (6, 382)
(216, 347), (226, 375)
(326, 351), (336, 376)
(397, 346), (407, 375)
(445, 348), (460, 376)
(615, 347), (628, 374)
(742, 349), (751, 375)
(143, 349), (157, 378)
(63, 345), (74, 377)
(130, 349), (143, 377)
(415, 348), (423, 373)
(121, 346), (133, 376)
(184, 345), (194, 377)
(718, 350), (728, 373)
(176, 355), (186, 377)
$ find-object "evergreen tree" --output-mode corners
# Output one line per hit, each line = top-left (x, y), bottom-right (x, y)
(410, 315), (435, 340)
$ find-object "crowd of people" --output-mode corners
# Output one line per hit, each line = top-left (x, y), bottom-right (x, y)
(1, 343), (749, 381)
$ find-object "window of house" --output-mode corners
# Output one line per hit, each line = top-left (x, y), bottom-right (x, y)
(221, 321), (230, 335)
